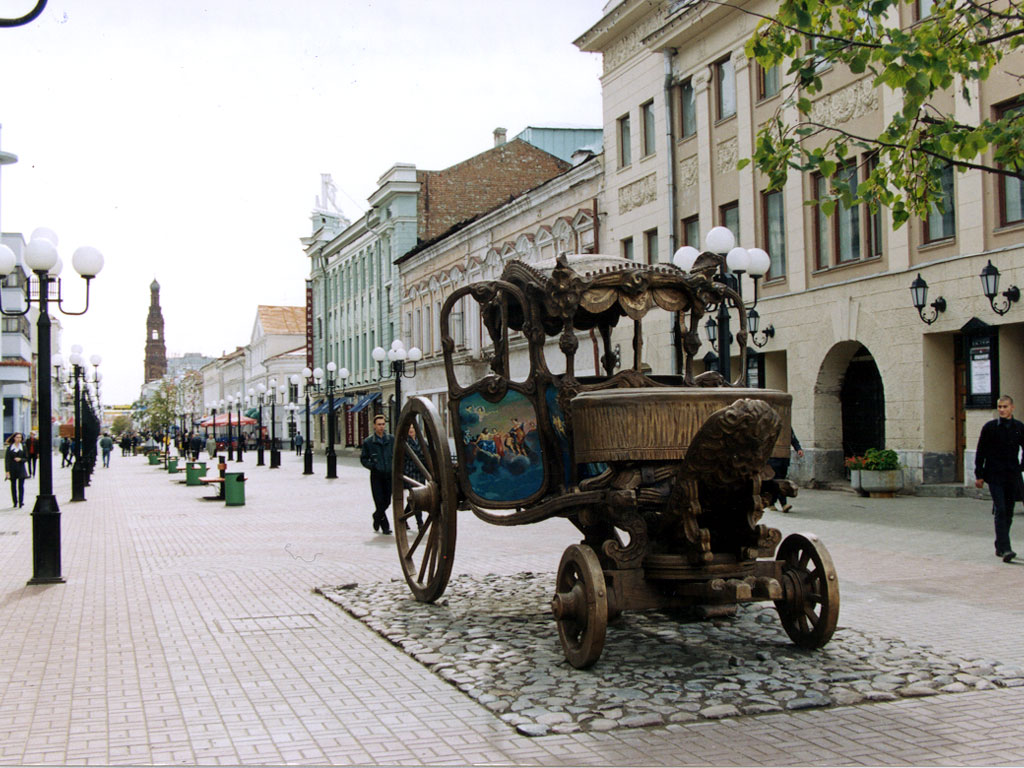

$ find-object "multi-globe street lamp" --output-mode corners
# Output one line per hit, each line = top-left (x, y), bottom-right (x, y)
(310, 363), (347, 479)
(371, 340), (421, 428)
(301, 368), (314, 475)
(267, 378), (281, 469)
(0, 228), (103, 584)
(249, 384), (266, 466)
(673, 227), (771, 382)
(234, 391), (244, 461)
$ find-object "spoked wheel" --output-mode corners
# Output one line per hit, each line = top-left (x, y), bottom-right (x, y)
(551, 544), (608, 669)
(393, 396), (457, 603)
(774, 532), (840, 649)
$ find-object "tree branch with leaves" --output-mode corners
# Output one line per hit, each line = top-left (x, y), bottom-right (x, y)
(741, 0), (1024, 226)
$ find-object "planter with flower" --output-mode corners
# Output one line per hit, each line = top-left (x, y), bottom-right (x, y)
(847, 449), (903, 497)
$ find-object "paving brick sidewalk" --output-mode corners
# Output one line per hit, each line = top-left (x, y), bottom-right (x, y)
(0, 450), (1021, 765)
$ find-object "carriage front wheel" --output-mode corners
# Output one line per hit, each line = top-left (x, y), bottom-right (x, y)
(551, 544), (608, 669)
(774, 532), (840, 649)
(393, 396), (457, 603)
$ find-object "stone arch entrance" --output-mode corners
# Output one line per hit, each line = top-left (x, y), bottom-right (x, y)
(813, 342), (885, 480)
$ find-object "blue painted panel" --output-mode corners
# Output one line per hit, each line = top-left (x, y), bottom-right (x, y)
(457, 390), (544, 503)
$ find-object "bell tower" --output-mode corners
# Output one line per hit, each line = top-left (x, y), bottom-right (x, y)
(144, 279), (167, 383)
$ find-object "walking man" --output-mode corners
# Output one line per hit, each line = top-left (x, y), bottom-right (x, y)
(99, 433), (114, 468)
(294, 432), (303, 456)
(360, 414), (394, 535)
(25, 432), (38, 478)
(975, 395), (1024, 563)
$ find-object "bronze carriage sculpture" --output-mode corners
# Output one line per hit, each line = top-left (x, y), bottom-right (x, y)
(392, 253), (839, 668)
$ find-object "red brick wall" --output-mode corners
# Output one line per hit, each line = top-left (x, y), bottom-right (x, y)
(417, 139), (570, 243)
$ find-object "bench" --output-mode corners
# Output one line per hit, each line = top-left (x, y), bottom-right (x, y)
(199, 476), (225, 500)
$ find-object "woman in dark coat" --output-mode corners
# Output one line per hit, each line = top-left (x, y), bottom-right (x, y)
(5, 432), (29, 508)
(403, 424), (426, 529)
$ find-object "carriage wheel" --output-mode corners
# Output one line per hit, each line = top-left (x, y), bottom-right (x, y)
(774, 532), (840, 649)
(393, 396), (457, 603)
(551, 544), (608, 669)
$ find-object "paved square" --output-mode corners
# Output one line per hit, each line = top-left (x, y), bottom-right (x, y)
(0, 450), (1021, 765)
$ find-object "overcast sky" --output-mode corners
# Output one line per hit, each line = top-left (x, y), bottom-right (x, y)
(0, 0), (604, 405)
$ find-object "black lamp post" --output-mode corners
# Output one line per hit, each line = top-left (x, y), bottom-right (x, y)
(223, 397), (234, 460)
(234, 391), (244, 462)
(207, 401), (217, 443)
(0, 229), (103, 584)
(311, 363), (346, 479)
(979, 260), (1020, 316)
(371, 340), (421, 429)
(67, 346), (87, 502)
(302, 367), (314, 475)
(673, 228), (771, 382)
(250, 385), (265, 466)
(268, 378), (280, 469)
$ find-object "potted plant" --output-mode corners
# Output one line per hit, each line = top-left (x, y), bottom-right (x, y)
(845, 454), (868, 496)
(858, 448), (903, 497)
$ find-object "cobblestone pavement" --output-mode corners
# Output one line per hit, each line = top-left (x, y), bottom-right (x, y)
(0, 450), (1021, 765)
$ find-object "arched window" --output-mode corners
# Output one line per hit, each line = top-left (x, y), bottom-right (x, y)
(572, 209), (596, 254)
(536, 226), (554, 259)
(552, 217), (574, 256)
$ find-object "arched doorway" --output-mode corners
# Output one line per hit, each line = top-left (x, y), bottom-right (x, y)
(840, 346), (884, 457)
(812, 342), (885, 480)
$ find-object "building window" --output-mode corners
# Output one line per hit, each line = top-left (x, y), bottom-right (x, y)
(618, 114), (632, 168)
(621, 237), (634, 261)
(679, 79), (696, 139)
(835, 164), (861, 262)
(762, 190), (786, 278)
(642, 100), (656, 157)
(719, 201), (739, 243)
(924, 165), (956, 243)
(682, 215), (700, 247)
(865, 154), (884, 258)
(716, 57), (736, 120)
(644, 228), (659, 264)
(813, 174), (831, 270)
(915, 0), (934, 20)
(996, 98), (1024, 226)
(759, 64), (780, 100)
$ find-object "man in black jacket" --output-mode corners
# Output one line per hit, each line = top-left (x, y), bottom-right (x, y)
(360, 414), (395, 535)
(975, 395), (1024, 563)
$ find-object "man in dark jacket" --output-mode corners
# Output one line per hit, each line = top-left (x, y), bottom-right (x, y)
(360, 414), (395, 535)
(975, 395), (1024, 563)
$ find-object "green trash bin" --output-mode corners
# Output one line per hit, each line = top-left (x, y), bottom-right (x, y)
(185, 462), (207, 486)
(148, 452), (161, 466)
(168, 457), (179, 473)
(224, 472), (246, 507)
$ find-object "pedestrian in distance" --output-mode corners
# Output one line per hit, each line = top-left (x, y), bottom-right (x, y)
(294, 432), (303, 456)
(25, 432), (38, 478)
(206, 434), (218, 460)
(59, 436), (72, 468)
(99, 433), (114, 468)
(974, 394), (1024, 563)
(768, 429), (804, 513)
(403, 423), (426, 529)
(190, 432), (203, 461)
(5, 432), (28, 508)
(360, 414), (394, 535)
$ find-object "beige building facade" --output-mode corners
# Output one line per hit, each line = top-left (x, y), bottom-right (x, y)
(573, 0), (1024, 488)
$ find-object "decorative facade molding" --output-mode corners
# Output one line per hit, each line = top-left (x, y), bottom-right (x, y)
(809, 78), (878, 127)
(678, 155), (699, 190)
(618, 173), (658, 213)
(716, 137), (738, 176)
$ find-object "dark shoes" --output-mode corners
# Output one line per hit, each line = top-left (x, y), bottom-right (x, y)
(781, 504), (792, 513)
(1004, 551), (1017, 563)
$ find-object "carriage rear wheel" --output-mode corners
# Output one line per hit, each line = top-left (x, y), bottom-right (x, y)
(393, 396), (457, 603)
(551, 544), (608, 669)
(774, 532), (840, 649)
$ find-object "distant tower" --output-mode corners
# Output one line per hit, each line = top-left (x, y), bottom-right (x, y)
(144, 279), (167, 383)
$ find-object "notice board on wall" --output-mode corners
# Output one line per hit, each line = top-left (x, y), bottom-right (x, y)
(964, 321), (999, 409)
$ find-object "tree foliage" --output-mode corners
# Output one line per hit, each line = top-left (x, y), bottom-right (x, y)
(742, 0), (1024, 226)
(110, 414), (133, 437)
(142, 378), (177, 435)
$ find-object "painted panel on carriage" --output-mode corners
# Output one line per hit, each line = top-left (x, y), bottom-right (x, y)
(457, 390), (544, 502)
(544, 385), (573, 489)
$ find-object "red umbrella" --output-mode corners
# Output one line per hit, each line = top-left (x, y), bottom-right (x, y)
(197, 413), (257, 427)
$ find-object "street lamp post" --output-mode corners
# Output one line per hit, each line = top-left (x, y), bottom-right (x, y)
(0, 228), (103, 584)
(68, 346), (87, 502)
(224, 396), (234, 460)
(235, 391), (244, 461)
(371, 340), (422, 428)
(673, 227), (771, 383)
(301, 368), (314, 475)
(268, 378), (280, 468)
(250, 385), (265, 466)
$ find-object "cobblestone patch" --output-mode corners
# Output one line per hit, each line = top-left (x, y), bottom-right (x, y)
(318, 573), (1024, 737)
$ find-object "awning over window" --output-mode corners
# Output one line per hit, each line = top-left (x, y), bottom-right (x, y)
(244, 408), (260, 419)
(349, 391), (381, 413)
(310, 397), (351, 415)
